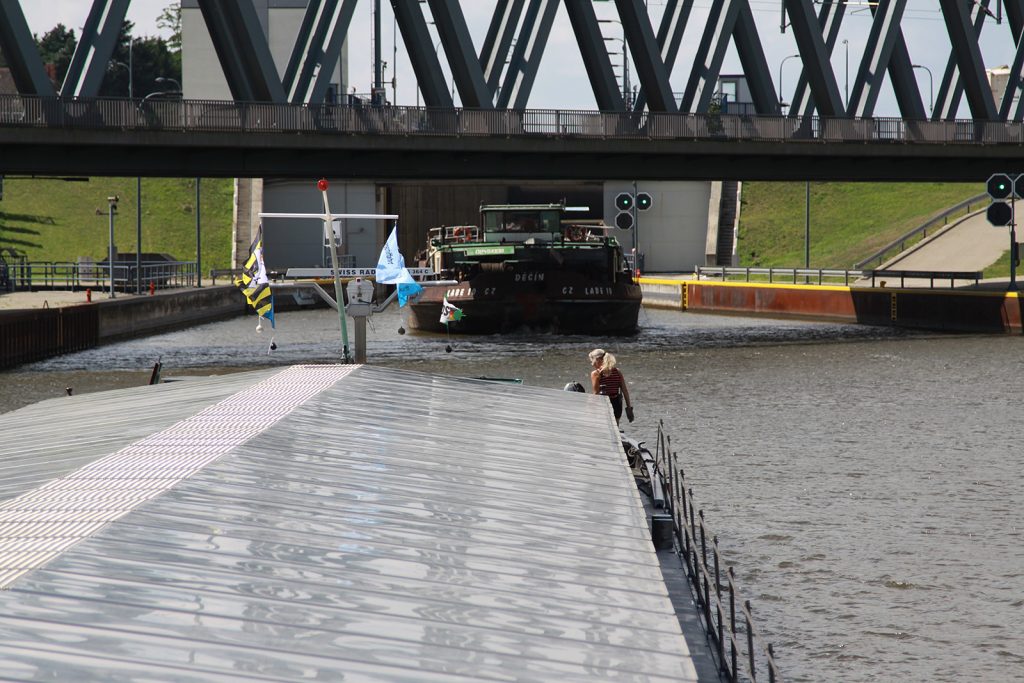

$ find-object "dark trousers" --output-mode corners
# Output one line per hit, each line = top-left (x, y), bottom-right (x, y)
(609, 394), (623, 422)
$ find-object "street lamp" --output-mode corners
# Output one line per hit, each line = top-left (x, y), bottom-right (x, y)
(911, 64), (933, 114)
(109, 61), (130, 97)
(842, 39), (849, 110)
(155, 76), (181, 93)
(599, 19), (630, 107)
(778, 54), (800, 112)
(106, 196), (119, 299)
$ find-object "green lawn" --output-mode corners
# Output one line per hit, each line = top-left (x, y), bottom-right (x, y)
(0, 176), (996, 277)
(737, 182), (983, 269)
(0, 176), (234, 270)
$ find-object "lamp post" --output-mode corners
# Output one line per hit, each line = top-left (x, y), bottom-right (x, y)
(156, 76), (181, 92)
(600, 19), (629, 107)
(842, 39), (849, 110)
(911, 64), (933, 113)
(778, 54), (800, 112)
(107, 196), (119, 299)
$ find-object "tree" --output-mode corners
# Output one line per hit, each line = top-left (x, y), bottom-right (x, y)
(157, 1), (182, 74)
(99, 19), (180, 98)
(36, 24), (77, 87)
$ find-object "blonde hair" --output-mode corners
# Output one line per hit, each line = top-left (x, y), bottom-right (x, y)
(588, 348), (617, 374)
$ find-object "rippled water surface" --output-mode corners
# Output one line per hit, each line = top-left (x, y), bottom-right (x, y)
(2, 306), (1022, 682)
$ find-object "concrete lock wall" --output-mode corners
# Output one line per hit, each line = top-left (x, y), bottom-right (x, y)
(96, 287), (245, 342)
(604, 181), (712, 273)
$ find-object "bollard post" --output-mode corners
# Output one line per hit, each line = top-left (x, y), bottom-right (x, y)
(86, 288), (92, 303)
(149, 281), (155, 296)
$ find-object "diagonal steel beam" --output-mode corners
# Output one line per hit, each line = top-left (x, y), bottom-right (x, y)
(732, 2), (778, 115)
(614, 0), (676, 112)
(61, 0), (131, 99)
(933, 0), (992, 121)
(681, 0), (742, 113)
(283, 0), (357, 104)
(391, 0), (452, 108)
(847, 0), (907, 119)
(0, 0), (56, 96)
(785, 0), (845, 118)
(196, 0), (286, 102)
(633, 0), (693, 114)
(1003, 31), (1024, 120)
(562, 0), (625, 111)
(426, 0), (492, 108)
(498, 0), (558, 109)
(939, 0), (998, 121)
(864, 2), (926, 121)
(480, 0), (525, 97)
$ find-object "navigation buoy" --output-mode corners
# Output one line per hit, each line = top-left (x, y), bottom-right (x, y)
(398, 326), (405, 335)
(445, 344), (452, 353)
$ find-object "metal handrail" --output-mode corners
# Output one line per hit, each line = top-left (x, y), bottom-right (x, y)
(7, 260), (197, 292)
(853, 192), (989, 269)
(651, 421), (783, 682)
(697, 265), (865, 285)
(3, 94), (1024, 146)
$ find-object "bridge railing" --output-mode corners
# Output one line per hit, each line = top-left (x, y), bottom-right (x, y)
(4, 94), (1024, 146)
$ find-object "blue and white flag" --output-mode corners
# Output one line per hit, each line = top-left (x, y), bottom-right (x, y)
(395, 267), (424, 307)
(375, 226), (405, 284)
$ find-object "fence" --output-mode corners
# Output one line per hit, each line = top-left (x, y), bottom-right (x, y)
(696, 266), (865, 285)
(4, 94), (1024, 147)
(634, 421), (783, 682)
(5, 261), (197, 293)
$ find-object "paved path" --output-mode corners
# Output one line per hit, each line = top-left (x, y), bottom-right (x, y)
(884, 210), (1009, 271)
(0, 290), (144, 310)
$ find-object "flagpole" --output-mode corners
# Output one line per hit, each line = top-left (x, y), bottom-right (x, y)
(318, 179), (352, 363)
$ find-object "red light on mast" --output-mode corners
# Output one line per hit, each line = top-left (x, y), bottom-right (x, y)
(317, 178), (329, 192)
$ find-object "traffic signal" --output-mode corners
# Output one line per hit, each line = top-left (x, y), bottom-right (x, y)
(987, 173), (1016, 227)
(614, 192), (635, 230)
(636, 192), (652, 211)
(988, 201), (1013, 226)
(987, 173), (1013, 199)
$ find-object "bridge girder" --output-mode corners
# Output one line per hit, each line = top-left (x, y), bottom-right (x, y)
(3, 0), (1024, 125)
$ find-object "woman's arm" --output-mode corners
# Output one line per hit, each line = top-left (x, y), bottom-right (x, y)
(591, 369), (601, 394)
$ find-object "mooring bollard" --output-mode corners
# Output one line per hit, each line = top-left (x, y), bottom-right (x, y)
(86, 288), (91, 303)
(149, 282), (155, 296)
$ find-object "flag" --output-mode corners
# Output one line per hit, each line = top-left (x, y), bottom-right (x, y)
(440, 296), (464, 324)
(395, 267), (423, 307)
(375, 226), (405, 284)
(234, 226), (275, 328)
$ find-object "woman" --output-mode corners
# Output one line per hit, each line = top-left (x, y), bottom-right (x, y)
(589, 348), (633, 424)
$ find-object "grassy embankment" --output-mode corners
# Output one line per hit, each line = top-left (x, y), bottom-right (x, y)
(736, 182), (1002, 271)
(2, 178), (1012, 279)
(0, 177), (234, 270)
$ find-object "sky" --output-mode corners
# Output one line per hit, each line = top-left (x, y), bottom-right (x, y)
(19, 1), (1023, 117)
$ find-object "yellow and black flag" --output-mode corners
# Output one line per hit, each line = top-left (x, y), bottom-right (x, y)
(235, 226), (275, 328)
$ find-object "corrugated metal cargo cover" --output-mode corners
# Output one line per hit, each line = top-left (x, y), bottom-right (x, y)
(0, 365), (698, 681)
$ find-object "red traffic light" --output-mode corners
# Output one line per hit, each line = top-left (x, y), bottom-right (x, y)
(615, 211), (634, 230)
(987, 201), (1013, 226)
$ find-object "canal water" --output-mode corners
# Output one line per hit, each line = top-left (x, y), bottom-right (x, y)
(1, 306), (1022, 682)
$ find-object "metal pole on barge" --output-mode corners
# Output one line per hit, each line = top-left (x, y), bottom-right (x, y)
(318, 178), (353, 362)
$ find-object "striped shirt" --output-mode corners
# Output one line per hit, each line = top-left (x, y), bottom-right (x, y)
(598, 369), (624, 398)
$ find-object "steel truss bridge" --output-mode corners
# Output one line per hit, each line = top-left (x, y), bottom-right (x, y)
(2, 0), (1024, 180)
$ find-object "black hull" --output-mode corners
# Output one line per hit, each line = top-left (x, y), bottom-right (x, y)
(407, 281), (642, 336)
